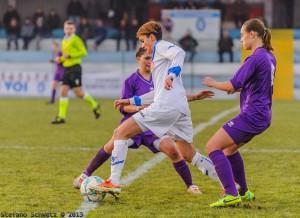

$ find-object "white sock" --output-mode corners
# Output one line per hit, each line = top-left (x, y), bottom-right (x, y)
(109, 140), (128, 184)
(191, 152), (219, 181)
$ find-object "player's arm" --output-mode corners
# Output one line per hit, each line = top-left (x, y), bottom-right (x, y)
(160, 44), (185, 90)
(202, 77), (235, 92)
(68, 36), (88, 59)
(122, 105), (147, 113)
(203, 57), (256, 93)
(187, 90), (215, 102)
(114, 90), (154, 109)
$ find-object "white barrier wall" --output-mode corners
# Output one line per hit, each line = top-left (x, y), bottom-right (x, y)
(0, 62), (299, 99)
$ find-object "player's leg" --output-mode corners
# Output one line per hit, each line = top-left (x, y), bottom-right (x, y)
(73, 136), (114, 189)
(224, 143), (255, 201)
(175, 140), (218, 181)
(156, 136), (201, 194)
(51, 84), (70, 124)
(73, 87), (101, 119)
(206, 127), (242, 207)
(98, 117), (143, 192)
(168, 113), (218, 181)
(49, 80), (59, 104)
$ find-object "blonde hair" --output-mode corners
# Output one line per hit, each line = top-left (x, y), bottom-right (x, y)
(136, 21), (162, 40)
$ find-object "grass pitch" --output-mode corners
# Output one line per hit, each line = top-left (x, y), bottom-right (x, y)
(0, 98), (299, 218)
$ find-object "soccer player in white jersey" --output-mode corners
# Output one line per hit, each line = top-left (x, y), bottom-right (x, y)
(96, 21), (217, 194)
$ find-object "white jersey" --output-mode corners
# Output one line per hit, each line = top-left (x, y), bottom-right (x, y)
(150, 40), (190, 115)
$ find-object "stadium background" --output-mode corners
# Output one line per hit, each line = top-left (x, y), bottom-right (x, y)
(0, 0), (299, 217)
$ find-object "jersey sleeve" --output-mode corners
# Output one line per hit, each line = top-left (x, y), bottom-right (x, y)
(230, 56), (256, 90)
(156, 41), (185, 77)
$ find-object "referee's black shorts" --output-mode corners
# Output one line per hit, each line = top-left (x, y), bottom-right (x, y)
(62, 64), (82, 88)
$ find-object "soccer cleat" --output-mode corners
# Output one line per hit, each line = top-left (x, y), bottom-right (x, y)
(73, 173), (88, 189)
(187, 185), (202, 195)
(95, 179), (121, 194)
(93, 104), (101, 119)
(51, 116), (65, 124)
(241, 190), (255, 202)
(210, 194), (241, 208)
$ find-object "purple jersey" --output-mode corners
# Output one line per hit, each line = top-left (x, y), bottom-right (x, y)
(53, 51), (64, 81)
(230, 47), (276, 133)
(120, 70), (154, 122)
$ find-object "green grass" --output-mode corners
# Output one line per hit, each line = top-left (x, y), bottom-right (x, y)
(0, 99), (299, 217)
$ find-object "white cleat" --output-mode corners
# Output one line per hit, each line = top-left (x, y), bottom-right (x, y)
(73, 173), (88, 189)
(187, 185), (202, 195)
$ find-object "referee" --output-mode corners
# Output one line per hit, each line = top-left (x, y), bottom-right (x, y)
(52, 20), (100, 124)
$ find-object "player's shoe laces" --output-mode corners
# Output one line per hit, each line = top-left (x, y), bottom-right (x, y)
(73, 173), (88, 189)
(187, 185), (202, 195)
(93, 104), (101, 119)
(241, 190), (255, 202)
(210, 194), (241, 208)
(51, 116), (65, 124)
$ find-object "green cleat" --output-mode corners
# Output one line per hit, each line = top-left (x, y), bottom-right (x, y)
(241, 190), (255, 202)
(210, 194), (241, 208)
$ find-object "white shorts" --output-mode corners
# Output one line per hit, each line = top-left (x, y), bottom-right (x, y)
(132, 103), (193, 143)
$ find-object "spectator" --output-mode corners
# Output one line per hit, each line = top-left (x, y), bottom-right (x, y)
(47, 9), (61, 34)
(130, 16), (139, 50)
(93, 19), (107, 51)
(232, 0), (248, 28)
(85, 0), (100, 21)
(77, 17), (91, 48)
(183, 0), (198, 9)
(21, 17), (34, 50)
(67, 0), (85, 27)
(161, 16), (173, 40)
(218, 30), (234, 63)
(178, 30), (198, 63)
(33, 8), (46, 50)
(116, 12), (130, 51)
(2, 5), (21, 50)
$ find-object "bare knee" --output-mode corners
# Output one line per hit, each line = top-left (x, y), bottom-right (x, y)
(166, 147), (181, 161)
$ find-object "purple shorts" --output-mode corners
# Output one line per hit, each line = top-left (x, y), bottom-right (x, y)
(222, 116), (262, 145)
(129, 132), (159, 153)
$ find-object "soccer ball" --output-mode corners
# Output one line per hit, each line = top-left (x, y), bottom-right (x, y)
(80, 176), (106, 202)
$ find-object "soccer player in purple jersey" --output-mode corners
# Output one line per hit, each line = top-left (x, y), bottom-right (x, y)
(48, 41), (64, 104)
(74, 47), (215, 194)
(202, 18), (276, 207)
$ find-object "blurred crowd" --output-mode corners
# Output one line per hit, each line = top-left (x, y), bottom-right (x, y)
(1, 0), (256, 63)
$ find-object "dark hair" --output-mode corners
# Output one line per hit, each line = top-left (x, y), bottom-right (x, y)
(135, 47), (147, 58)
(243, 18), (273, 51)
(136, 21), (162, 40)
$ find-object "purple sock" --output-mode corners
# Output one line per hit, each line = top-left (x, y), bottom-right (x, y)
(227, 151), (248, 195)
(84, 147), (111, 176)
(51, 89), (56, 103)
(209, 150), (238, 196)
(173, 160), (193, 188)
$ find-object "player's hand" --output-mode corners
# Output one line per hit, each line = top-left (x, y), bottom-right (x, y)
(164, 75), (174, 90)
(63, 53), (70, 59)
(202, 77), (216, 87)
(192, 90), (215, 101)
(114, 99), (130, 109)
(54, 56), (61, 63)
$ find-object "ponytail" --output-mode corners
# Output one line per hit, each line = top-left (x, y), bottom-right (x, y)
(262, 28), (273, 51)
